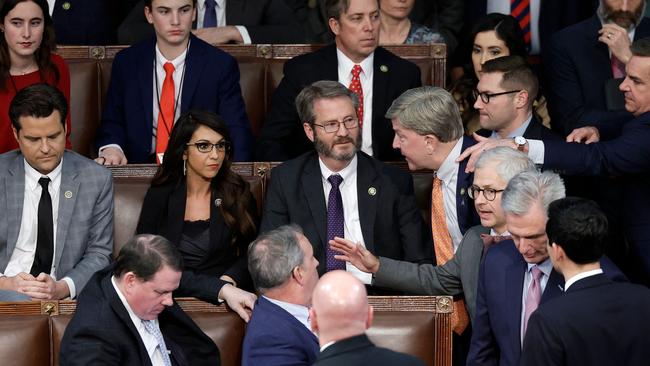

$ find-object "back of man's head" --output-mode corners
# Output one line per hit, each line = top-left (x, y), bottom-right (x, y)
(114, 234), (183, 281)
(502, 170), (565, 216)
(546, 197), (607, 265)
(475, 147), (536, 183)
(481, 55), (538, 110)
(9, 83), (68, 131)
(310, 271), (371, 345)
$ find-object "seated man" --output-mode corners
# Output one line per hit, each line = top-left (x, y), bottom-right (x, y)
(60, 234), (220, 365)
(260, 81), (432, 286)
(256, 0), (422, 161)
(310, 270), (425, 366)
(522, 197), (650, 366)
(96, 0), (252, 164)
(243, 225), (320, 366)
(0, 84), (112, 301)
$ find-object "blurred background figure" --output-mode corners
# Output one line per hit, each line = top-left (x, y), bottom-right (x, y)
(378, 0), (445, 45)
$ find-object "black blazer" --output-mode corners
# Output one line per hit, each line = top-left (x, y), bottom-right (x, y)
(52, 0), (118, 45)
(313, 334), (425, 366)
(137, 180), (257, 297)
(522, 274), (650, 366)
(118, 0), (303, 45)
(60, 266), (221, 366)
(260, 151), (434, 275)
(255, 44), (422, 162)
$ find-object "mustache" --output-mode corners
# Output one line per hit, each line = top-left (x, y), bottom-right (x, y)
(333, 136), (354, 145)
(606, 10), (640, 28)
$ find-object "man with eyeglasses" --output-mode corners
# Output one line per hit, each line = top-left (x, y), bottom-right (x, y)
(260, 81), (433, 288)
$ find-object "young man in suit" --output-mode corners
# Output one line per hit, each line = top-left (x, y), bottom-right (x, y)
(96, 0), (252, 164)
(310, 270), (425, 366)
(260, 81), (432, 285)
(0, 84), (113, 301)
(243, 225), (320, 366)
(256, 0), (422, 161)
(60, 234), (220, 366)
(521, 197), (650, 366)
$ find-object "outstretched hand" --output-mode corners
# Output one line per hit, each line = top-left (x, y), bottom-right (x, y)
(329, 237), (380, 274)
(456, 133), (515, 173)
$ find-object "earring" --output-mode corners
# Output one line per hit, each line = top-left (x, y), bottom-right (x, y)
(183, 160), (186, 176)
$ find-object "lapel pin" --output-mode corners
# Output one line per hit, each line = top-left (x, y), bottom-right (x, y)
(62, 2), (71, 10)
(64, 191), (73, 199)
(460, 188), (466, 196)
(380, 65), (388, 73)
(368, 187), (376, 196)
(214, 198), (222, 207)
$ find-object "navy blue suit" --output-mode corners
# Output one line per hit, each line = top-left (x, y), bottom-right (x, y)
(467, 240), (626, 366)
(544, 15), (650, 136)
(96, 35), (252, 162)
(521, 274), (650, 366)
(51, 0), (119, 45)
(242, 296), (319, 366)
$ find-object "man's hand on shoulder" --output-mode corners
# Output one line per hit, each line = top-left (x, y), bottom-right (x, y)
(566, 126), (600, 144)
(456, 133), (520, 172)
(96, 146), (127, 166)
(219, 284), (257, 323)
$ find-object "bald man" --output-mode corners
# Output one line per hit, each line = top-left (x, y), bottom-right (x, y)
(309, 271), (425, 366)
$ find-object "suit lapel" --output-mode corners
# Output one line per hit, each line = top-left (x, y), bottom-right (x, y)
(180, 35), (204, 112)
(541, 268), (564, 303)
(371, 48), (389, 131)
(138, 39), (156, 135)
(456, 136), (476, 234)
(356, 154), (378, 252)
(301, 156), (328, 260)
(5, 154), (25, 264)
(586, 16), (614, 79)
(165, 183), (187, 245)
(504, 246), (526, 349)
(54, 154), (80, 274)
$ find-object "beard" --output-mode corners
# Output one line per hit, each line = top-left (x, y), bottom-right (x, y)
(600, 1), (644, 30)
(313, 132), (361, 162)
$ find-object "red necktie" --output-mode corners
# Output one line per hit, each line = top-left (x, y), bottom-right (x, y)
(348, 65), (364, 128)
(611, 55), (626, 78)
(155, 62), (176, 165)
(511, 0), (531, 52)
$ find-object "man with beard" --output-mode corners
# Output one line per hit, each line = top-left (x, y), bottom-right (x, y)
(260, 81), (433, 287)
(544, 0), (650, 136)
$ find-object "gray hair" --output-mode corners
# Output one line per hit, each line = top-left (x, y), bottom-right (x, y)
(475, 147), (537, 183)
(385, 86), (464, 142)
(631, 37), (650, 57)
(501, 170), (565, 216)
(295, 80), (359, 125)
(248, 224), (305, 293)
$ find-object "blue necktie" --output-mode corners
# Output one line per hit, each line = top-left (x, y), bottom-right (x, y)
(326, 175), (346, 271)
(203, 0), (218, 28)
(142, 319), (172, 366)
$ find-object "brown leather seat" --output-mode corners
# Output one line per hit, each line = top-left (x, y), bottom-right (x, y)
(0, 315), (51, 366)
(369, 312), (436, 365)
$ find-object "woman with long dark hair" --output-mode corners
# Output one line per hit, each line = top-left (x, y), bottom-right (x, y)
(0, 0), (70, 152)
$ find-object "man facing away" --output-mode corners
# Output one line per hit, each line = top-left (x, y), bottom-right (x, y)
(310, 270), (425, 366)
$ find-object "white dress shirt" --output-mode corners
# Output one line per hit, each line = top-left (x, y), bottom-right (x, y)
(264, 295), (313, 333)
(111, 276), (166, 366)
(337, 49), (374, 156)
(196, 0), (252, 44)
(435, 138), (464, 252)
(564, 268), (604, 291)
(520, 258), (553, 345)
(487, 0), (541, 54)
(318, 155), (372, 284)
(3, 159), (76, 298)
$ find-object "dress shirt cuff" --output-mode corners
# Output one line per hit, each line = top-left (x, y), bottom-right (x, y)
(527, 140), (545, 164)
(98, 144), (124, 157)
(235, 26), (251, 44)
(62, 277), (76, 299)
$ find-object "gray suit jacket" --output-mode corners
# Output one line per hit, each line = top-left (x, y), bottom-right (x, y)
(0, 150), (113, 295)
(374, 225), (489, 321)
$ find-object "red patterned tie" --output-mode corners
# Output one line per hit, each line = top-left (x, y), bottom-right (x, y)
(348, 65), (364, 128)
(155, 62), (175, 165)
(511, 0), (531, 52)
(611, 55), (626, 78)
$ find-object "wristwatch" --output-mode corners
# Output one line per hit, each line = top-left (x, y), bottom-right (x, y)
(513, 136), (527, 152)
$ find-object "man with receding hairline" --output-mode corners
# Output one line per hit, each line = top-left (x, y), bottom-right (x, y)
(310, 270), (425, 366)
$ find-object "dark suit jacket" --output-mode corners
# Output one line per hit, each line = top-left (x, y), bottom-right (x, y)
(447, 136), (481, 237)
(467, 240), (626, 366)
(136, 180), (257, 298)
(544, 15), (650, 135)
(543, 111), (650, 282)
(60, 266), (220, 366)
(255, 44), (422, 162)
(313, 334), (425, 366)
(95, 35), (252, 162)
(521, 274), (650, 366)
(260, 151), (434, 275)
(118, 0), (303, 45)
(52, 0), (118, 45)
(242, 296), (319, 366)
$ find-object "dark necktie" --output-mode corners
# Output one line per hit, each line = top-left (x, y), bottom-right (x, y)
(511, 0), (531, 52)
(480, 234), (512, 255)
(203, 0), (218, 28)
(326, 174), (346, 271)
(31, 177), (54, 276)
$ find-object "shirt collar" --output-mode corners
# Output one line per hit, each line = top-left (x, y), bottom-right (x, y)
(155, 43), (189, 67)
(24, 156), (63, 191)
(489, 228), (510, 237)
(564, 268), (604, 291)
(336, 48), (374, 80)
(263, 296), (311, 331)
(435, 138), (463, 185)
(527, 257), (553, 278)
(318, 154), (358, 186)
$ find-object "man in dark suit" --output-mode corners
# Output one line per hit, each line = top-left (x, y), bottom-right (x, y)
(260, 81), (432, 284)
(544, 0), (650, 136)
(60, 234), (220, 366)
(521, 197), (650, 366)
(118, 0), (303, 44)
(243, 225), (320, 366)
(310, 270), (425, 366)
(51, 0), (121, 44)
(255, 0), (422, 161)
(95, 0), (252, 164)
(0, 85), (113, 301)
(467, 171), (626, 366)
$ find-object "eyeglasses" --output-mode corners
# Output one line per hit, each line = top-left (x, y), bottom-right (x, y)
(468, 185), (505, 201)
(472, 89), (522, 104)
(186, 140), (230, 153)
(312, 117), (359, 133)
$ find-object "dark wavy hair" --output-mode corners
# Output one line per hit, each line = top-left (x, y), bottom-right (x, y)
(0, 0), (59, 91)
(450, 13), (526, 130)
(152, 110), (256, 244)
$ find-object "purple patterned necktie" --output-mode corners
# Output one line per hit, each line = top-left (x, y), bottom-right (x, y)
(326, 174), (346, 271)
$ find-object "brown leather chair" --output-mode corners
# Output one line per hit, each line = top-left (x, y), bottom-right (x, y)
(0, 315), (51, 366)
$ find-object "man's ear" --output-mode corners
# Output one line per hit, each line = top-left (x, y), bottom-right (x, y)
(11, 126), (18, 143)
(365, 305), (374, 329)
(303, 122), (315, 142)
(309, 307), (319, 334)
(514, 90), (529, 109)
(328, 17), (340, 36)
(144, 6), (154, 25)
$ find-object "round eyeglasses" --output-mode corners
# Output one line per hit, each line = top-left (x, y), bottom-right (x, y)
(312, 117), (359, 133)
(468, 185), (505, 201)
